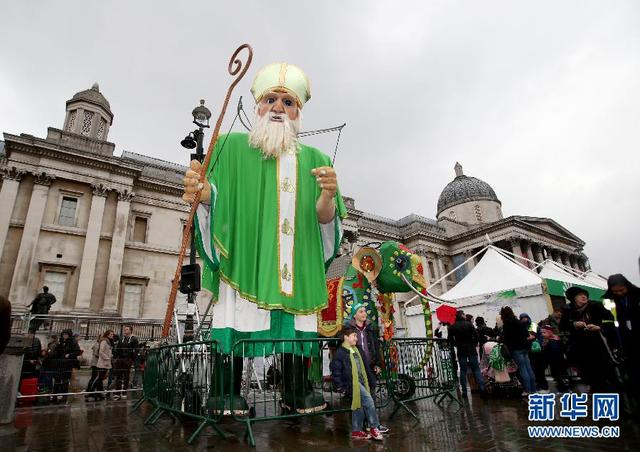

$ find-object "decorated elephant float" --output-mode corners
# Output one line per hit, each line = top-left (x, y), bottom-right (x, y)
(318, 241), (436, 399)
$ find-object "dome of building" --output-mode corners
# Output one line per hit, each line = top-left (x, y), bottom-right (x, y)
(437, 162), (501, 216)
(66, 83), (113, 120)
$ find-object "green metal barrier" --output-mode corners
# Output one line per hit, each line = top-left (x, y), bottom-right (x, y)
(132, 348), (159, 413)
(383, 337), (462, 419)
(229, 338), (393, 447)
(139, 336), (460, 447)
(141, 340), (225, 444)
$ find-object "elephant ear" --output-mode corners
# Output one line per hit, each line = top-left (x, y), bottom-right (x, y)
(352, 247), (382, 283)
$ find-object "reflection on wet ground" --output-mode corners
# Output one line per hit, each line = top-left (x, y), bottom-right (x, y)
(2, 393), (639, 451)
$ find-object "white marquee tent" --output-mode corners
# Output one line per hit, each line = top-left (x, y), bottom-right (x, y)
(405, 246), (551, 337)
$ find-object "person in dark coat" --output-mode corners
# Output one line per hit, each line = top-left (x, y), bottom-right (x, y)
(604, 275), (640, 359)
(603, 274), (640, 407)
(345, 303), (381, 382)
(520, 313), (547, 390)
(448, 311), (485, 397)
(475, 317), (496, 359)
(112, 325), (139, 400)
(475, 317), (496, 346)
(500, 306), (537, 394)
(51, 328), (81, 401)
(27, 286), (56, 332)
(539, 307), (564, 336)
(330, 326), (384, 440)
(39, 334), (58, 393)
(560, 286), (619, 393)
(540, 325), (568, 392)
(21, 332), (43, 378)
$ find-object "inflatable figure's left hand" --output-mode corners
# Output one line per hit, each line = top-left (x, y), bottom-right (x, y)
(311, 166), (337, 199)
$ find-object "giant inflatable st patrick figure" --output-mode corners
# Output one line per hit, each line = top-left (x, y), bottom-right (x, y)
(183, 63), (346, 413)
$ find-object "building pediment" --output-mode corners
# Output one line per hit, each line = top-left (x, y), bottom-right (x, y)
(514, 216), (584, 245)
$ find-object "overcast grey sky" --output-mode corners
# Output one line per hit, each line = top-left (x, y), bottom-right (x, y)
(1, 1), (638, 283)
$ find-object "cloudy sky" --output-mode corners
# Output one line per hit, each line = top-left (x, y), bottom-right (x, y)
(1, 1), (639, 283)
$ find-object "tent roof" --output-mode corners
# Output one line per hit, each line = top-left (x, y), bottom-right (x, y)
(538, 261), (590, 286)
(439, 247), (541, 301)
(581, 271), (608, 290)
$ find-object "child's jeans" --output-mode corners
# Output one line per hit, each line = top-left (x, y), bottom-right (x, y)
(351, 383), (379, 432)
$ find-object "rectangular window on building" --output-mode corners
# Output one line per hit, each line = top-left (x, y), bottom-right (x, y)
(121, 283), (143, 318)
(43, 271), (67, 304)
(133, 217), (148, 243)
(58, 197), (78, 227)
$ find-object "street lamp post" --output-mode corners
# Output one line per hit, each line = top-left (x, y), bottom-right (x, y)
(179, 100), (211, 342)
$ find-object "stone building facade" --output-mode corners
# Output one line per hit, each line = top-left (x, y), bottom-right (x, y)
(0, 85), (590, 319)
(341, 160), (590, 298)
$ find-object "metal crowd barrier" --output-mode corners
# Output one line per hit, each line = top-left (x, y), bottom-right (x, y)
(11, 313), (210, 342)
(139, 336), (460, 447)
(229, 338), (393, 447)
(140, 340), (225, 444)
(383, 337), (462, 419)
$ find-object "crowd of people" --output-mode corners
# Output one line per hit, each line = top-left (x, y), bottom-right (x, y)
(441, 274), (639, 411)
(330, 273), (639, 441)
(19, 324), (145, 403)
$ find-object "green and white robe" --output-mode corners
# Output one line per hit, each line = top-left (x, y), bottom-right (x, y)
(194, 133), (346, 356)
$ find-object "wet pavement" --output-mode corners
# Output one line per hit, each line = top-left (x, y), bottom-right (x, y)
(2, 393), (639, 451)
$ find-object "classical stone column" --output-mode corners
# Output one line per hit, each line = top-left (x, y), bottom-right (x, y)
(570, 255), (579, 270)
(102, 189), (134, 314)
(0, 167), (25, 255)
(510, 238), (522, 261)
(576, 256), (586, 272)
(532, 244), (544, 264)
(464, 250), (476, 273)
(523, 242), (535, 268)
(539, 246), (547, 261)
(73, 184), (109, 311)
(436, 255), (448, 292)
(420, 255), (432, 281)
(9, 173), (55, 306)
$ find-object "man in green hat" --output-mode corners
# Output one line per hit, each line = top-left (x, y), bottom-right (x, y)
(183, 62), (347, 412)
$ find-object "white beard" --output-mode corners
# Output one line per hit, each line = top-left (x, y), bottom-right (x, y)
(248, 110), (301, 158)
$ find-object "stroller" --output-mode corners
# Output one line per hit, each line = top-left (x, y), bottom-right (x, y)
(480, 341), (522, 398)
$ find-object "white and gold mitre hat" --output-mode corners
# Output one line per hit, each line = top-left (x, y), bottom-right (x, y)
(251, 62), (311, 107)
